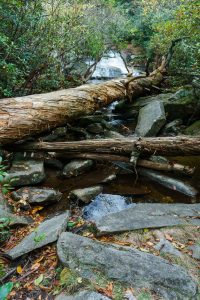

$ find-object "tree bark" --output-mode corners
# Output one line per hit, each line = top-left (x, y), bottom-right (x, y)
(9, 136), (200, 156)
(0, 61), (166, 145)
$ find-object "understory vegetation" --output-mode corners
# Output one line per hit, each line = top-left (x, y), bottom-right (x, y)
(118, 0), (200, 76)
(0, 0), (199, 98)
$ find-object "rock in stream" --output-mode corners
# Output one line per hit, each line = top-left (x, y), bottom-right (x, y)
(135, 100), (166, 137)
(138, 168), (198, 197)
(8, 156), (45, 186)
(57, 232), (198, 299)
(83, 193), (133, 222)
(11, 187), (62, 205)
(63, 160), (94, 178)
(69, 186), (103, 203)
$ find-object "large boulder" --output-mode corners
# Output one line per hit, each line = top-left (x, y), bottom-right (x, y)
(95, 203), (200, 235)
(8, 156), (45, 187)
(7, 211), (70, 259)
(69, 186), (103, 203)
(57, 232), (198, 299)
(133, 86), (200, 121)
(63, 160), (94, 178)
(55, 291), (110, 300)
(135, 101), (166, 137)
(11, 187), (62, 205)
(83, 193), (133, 222)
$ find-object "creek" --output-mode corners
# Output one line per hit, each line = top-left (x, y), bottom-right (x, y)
(39, 51), (200, 216)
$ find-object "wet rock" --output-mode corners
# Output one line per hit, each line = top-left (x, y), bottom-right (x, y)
(44, 158), (63, 170)
(161, 119), (183, 136)
(91, 51), (128, 80)
(184, 120), (200, 136)
(104, 130), (125, 139)
(138, 168), (198, 197)
(135, 101), (166, 137)
(8, 157), (45, 187)
(0, 206), (32, 226)
(77, 115), (106, 127)
(95, 203), (200, 235)
(11, 187), (62, 205)
(149, 155), (169, 164)
(63, 160), (94, 178)
(83, 193), (133, 222)
(57, 232), (197, 299)
(7, 211), (70, 260)
(188, 243), (200, 260)
(101, 174), (117, 184)
(69, 186), (103, 203)
(87, 123), (104, 134)
(55, 291), (110, 300)
(154, 239), (182, 257)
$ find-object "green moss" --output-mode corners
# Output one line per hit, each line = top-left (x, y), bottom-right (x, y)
(184, 121), (200, 136)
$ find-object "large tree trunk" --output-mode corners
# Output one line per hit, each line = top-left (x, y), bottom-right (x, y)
(0, 61), (166, 145)
(10, 136), (200, 156)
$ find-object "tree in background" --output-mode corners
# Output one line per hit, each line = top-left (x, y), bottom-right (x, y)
(117, 0), (199, 77)
(0, 0), (131, 97)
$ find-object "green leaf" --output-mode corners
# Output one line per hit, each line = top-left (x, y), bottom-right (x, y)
(67, 221), (76, 228)
(2, 187), (8, 195)
(0, 282), (14, 300)
(34, 274), (44, 286)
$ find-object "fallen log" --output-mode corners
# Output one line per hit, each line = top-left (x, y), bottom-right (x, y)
(9, 136), (200, 156)
(55, 152), (194, 175)
(0, 61), (166, 145)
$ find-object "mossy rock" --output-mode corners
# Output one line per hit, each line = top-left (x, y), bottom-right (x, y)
(184, 120), (200, 136)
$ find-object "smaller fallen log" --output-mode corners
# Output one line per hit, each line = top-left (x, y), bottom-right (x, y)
(10, 136), (200, 156)
(55, 152), (194, 175)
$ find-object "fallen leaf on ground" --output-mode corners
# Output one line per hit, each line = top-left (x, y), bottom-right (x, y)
(17, 265), (23, 274)
(165, 234), (173, 242)
(96, 282), (113, 298)
(34, 274), (44, 286)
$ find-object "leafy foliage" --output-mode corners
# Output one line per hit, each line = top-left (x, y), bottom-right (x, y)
(0, 0), (131, 97)
(119, 0), (199, 76)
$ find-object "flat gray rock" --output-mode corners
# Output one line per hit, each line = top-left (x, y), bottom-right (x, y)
(57, 232), (197, 299)
(63, 160), (94, 178)
(0, 206), (32, 226)
(11, 187), (62, 205)
(8, 158), (45, 186)
(135, 101), (166, 137)
(55, 291), (110, 300)
(95, 203), (200, 235)
(69, 186), (103, 203)
(83, 193), (133, 222)
(138, 168), (198, 197)
(154, 238), (182, 257)
(7, 211), (70, 260)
